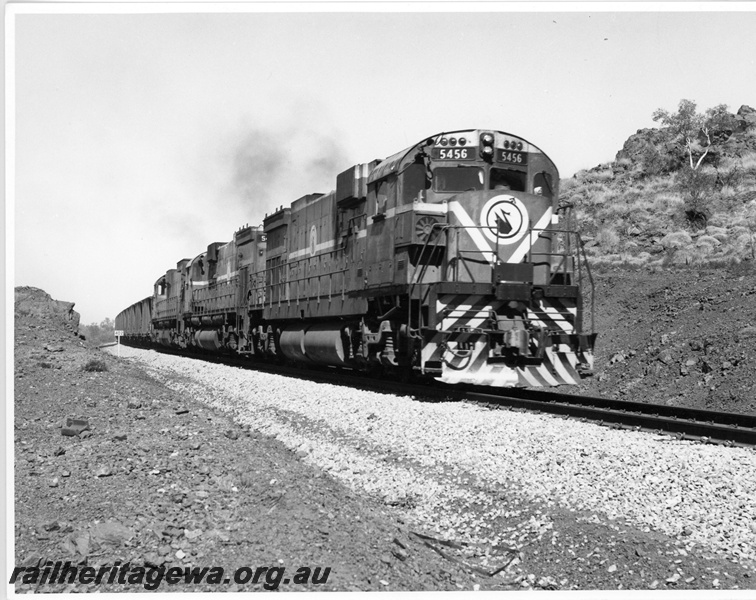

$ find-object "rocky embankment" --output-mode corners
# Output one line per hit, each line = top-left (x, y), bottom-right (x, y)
(570, 266), (756, 416)
(14, 286), (81, 335)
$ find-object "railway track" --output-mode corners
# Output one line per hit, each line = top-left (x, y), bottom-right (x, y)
(119, 343), (756, 448)
(464, 388), (756, 448)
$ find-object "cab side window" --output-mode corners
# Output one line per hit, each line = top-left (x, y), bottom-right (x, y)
(400, 162), (428, 204)
(533, 172), (554, 200)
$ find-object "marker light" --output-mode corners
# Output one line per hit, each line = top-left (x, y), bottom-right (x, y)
(517, 142), (523, 150)
(459, 137), (467, 146)
(440, 138), (448, 146)
(449, 137), (457, 146)
(504, 140), (510, 149)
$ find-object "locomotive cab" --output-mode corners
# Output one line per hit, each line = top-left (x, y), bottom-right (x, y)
(380, 130), (596, 386)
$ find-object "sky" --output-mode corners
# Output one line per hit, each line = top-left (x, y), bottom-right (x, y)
(7, 2), (756, 325)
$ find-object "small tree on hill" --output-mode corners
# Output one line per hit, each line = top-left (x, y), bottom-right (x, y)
(652, 100), (733, 170)
(676, 166), (716, 229)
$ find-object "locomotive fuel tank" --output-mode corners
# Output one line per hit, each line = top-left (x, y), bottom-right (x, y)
(279, 323), (351, 367)
(195, 329), (223, 351)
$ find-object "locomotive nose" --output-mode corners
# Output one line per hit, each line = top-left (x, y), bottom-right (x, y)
(442, 188), (555, 270)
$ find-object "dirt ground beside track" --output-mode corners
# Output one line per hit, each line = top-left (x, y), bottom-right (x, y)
(570, 265), (756, 416)
(11, 276), (756, 592)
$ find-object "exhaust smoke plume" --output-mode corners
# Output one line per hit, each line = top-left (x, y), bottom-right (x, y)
(223, 123), (351, 218)
(230, 128), (287, 206)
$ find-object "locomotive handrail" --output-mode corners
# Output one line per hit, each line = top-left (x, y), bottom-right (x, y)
(246, 250), (351, 308)
(524, 227), (595, 334)
(407, 222), (451, 336)
(191, 276), (239, 315)
(577, 231), (596, 334)
(406, 223), (595, 336)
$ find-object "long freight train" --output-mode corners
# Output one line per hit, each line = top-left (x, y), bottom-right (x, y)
(116, 129), (596, 387)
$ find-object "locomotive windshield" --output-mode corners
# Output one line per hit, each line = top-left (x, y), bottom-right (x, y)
(490, 168), (526, 192)
(433, 166), (484, 192)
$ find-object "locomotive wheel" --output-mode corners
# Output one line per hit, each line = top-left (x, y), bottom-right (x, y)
(227, 333), (239, 351)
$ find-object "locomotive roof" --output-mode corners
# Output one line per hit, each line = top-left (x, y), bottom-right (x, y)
(367, 129), (554, 185)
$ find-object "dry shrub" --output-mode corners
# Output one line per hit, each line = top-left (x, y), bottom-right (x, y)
(740, 152), (756, 173)
(595, 227), (620, 251)
(604, 202), (632, 220)
(734, 232), (755, 257)
(652, 192), (684, 212)
(238, 472), (256, 488)
(591, 254), (621, 268)
(695, 237), (721, 258)
(561, 178), (578, 193)
(718, 185), (738, 200)
(697, 235), (722, 248)
(593, 169), (614, 182)
(705, 225), (727, 236)
(621, 255), (647, 267)
(731, 225), (750, 236)
(83, 359), (108, 372)
(583, 189), (613, 208)
(670, 248), (696, 265)
(661, 231), (693, 249)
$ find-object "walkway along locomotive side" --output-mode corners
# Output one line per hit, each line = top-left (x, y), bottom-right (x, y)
(116, 129), (597, 387)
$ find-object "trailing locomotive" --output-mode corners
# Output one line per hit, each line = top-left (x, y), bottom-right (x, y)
(116, 129), (596, 387)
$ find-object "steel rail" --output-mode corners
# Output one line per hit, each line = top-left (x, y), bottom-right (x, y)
(497, 387), (756, 428)
(463, 390), (756, 447)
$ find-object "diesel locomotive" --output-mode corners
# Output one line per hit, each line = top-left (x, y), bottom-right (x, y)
(116, 129), (596, 387)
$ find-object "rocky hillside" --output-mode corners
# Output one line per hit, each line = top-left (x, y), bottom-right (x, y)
(562, 104), (756, 268)
(15, 287), (81, 336)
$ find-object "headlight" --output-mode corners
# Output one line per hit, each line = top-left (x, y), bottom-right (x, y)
(480, 132), (495, 161)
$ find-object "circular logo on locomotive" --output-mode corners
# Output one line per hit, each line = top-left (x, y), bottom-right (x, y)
(480, 195), (529, 245)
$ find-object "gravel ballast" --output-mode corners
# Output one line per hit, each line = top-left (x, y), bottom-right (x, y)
(108, 346), (756, 574)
